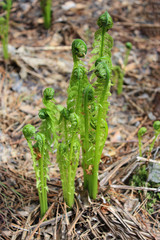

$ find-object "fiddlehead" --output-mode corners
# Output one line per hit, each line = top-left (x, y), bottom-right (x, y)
(90, 11), (113, 80)
(138, 127), (147, 157)
(23, 124), (36, 140)
(40, 88), (59, 149)
(72, 39), (87, 66)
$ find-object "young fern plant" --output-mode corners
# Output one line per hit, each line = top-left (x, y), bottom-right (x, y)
(57, 39), (88, 207)
(57, 109), (80, 208)
(22, 88), (59, 218)
(90, 59), (111, 199)
(23, 11), (115, 208)
(90, 11), (113, 80)
(112, 42), (132, 95)
(82, 12), (113, 199)
(39, 88), (59, 150)
(149, 121), (160, 154)
(138, 127), (147, 157)
(40, 0), (52, 29)
(23, 125), (48, 218)
(0, 0), (12, 59)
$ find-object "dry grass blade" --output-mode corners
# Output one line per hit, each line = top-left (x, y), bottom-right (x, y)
(97, 205), (155, 240)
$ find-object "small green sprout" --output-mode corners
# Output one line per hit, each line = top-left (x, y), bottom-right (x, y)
(23, 125), (48, 218)
(43, 87), (54, 100)
(23, 11), (114, 207)
(0, 0), (12, 59)
(23, 124), (36, 140)
(40, 0), (52, 29)
(125, 42), (132, 50)
(112, 41), (132, 95)
(149, 121), (160, 153)
(138, 127), (147, 157)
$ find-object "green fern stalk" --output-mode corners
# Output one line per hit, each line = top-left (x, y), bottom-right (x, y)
(39, 88), (59, 149)
(40, 0), (52, 29)
(138, 127), (147, 157)
(57, 110), (80, 207)
(90, 11), (113, 80)
(149, 121), (160, 153)
(83, 85), (95, 189)
(116, 42), (132, 95)
(23, 125), (48, 218)
(90, 59), (110, 198)
(0, 0), (12, 59)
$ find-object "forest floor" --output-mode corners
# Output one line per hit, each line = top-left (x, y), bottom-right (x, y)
(0, 0), (160, 239)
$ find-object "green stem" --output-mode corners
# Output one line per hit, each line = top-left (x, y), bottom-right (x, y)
(124, 49), (130, 67)
(138, 136), (142, 157)
(2, 34), (9, 60)
(39, 145), (48, 218)
(100, 27), (105, 57)
(91, 80), (109, 199)
(27, 141), (44, 216)
(67, 134), (75, 207)
(83, 86), (90, 189)
(44, 3), (51, 29)
(149, 132), (159, 153)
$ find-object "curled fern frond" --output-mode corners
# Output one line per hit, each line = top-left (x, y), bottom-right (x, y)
(90, 11), (113, 80)
(39, 108), (49, 119)
(97, 11), (113, 30)
(153, 121), (160, 132)
(95, 58), (110, 80)
(67, 65), (88, 116)
(23, 124), (36, 140)
(126, 42), (132, 50)
(43, 87), (54, 100)
(72, 39), (87, 64)
(138, 127), (147, 138)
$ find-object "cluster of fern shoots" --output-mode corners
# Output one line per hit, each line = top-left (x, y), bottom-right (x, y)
(23, 11), (114, 218)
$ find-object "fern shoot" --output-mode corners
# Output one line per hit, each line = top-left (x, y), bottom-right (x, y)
(23, 125), (48, 218)
(39, 88), (59, 149)
(57, 110), (80, 207)
(90, 11), (113, 80)
(149, 121), (160, 153)
(0, 0), (12, 59)
(113, 42), (132, 95)
(40, 0), (52, 29)
(89, 59), (111, 199)
(138, 127), (147, 157)
(83, 84), (95, 190)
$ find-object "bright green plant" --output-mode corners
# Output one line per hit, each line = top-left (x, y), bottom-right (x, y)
(149, 121), (160, 153)
(112, 41), (132, 95)
(138, 127), (147, 157)
(23, 11), (114, 209)
(57, 110), (80, 208)
(90, 11), (113, 80)
(82, 12), (113, 199)
(39, 88), (59, 149)
(0, 0), (12, 59)
(40, 0), (52, 29)
(57, 40), (88, 207)
(23, 125), (49, 218)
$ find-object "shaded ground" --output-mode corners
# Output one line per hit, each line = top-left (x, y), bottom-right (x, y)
(0, 0), (160, 239)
